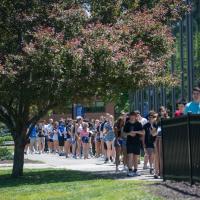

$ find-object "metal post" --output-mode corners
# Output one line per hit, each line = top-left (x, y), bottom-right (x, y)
(187, 113), (193, 185)
(152, 87), (155, 110)
(180, 20), (185, 100)
(161, 118), (166, 182)
(141, 90), (144, 115)
(171, 57), (176, 115)
(147, 88), (151, 110)
(186, 0), (194, 101)
(155, 88), (158, 112)
(163, 87), (167, 108)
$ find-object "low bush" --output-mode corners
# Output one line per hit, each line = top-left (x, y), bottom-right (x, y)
(0, 147), (13, 160)
(0, 135), (13, 144)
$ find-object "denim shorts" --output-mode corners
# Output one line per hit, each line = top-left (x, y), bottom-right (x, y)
(104, 132), (115, 142)
(121, 139), (127, 148)
(82, 136), (89, 144)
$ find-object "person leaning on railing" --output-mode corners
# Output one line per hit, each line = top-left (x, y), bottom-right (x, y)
(184, 87), (200, 114)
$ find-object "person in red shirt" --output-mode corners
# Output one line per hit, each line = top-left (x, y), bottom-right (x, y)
(174, 99), (186, 117)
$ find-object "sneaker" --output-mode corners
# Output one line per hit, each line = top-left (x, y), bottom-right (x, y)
(127, 171), (135, 177)
(108, 160), (112, 164)
(150, 168), (154, 175)
(154, 174), (159, 179)
(110, 157), (113, 162)
(134, 171), (141, 176)
(143, 166), (148, 170)
(104, 158), (108, 163)
(122, 165), (128, 171)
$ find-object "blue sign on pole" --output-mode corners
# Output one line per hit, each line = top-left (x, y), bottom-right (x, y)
(75, 105), (85, 118)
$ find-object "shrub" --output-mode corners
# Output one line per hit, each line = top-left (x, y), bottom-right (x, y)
(0, 147), (13, 160)
(0, 135), (13, 144)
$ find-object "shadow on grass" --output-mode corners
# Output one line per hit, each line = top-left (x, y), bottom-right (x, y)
(0, 169), (127, 189)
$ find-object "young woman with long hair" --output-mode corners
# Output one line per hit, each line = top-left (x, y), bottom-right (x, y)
(103, 114), (115, 163)
(114, 117), (125, 171)
(76, 117), (83, 158)
(64, 120), (72, 158)
(80, 123), (90, 159)
(94, 119), (101, 158)
(154, 106), (169, 178)
(53, 121), (59, 153)
(37, 121), (45, 154)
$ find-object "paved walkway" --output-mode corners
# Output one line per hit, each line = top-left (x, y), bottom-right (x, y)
(0, 153), (162, 181)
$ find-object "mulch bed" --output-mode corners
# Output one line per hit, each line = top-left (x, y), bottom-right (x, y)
(150, 180), (200, 199)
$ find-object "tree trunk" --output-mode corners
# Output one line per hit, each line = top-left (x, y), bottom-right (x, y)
(12, 135), (26, 178)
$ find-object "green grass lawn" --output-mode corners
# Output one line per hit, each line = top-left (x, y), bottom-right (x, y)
(0, 169), (161, 200)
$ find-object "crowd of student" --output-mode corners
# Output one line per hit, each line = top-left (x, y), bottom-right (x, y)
(25, 86), (200, 179)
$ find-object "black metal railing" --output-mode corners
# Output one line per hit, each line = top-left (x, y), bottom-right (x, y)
(162, 114), (200, 184)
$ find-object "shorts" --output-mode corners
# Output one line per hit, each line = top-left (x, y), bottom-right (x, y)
(104, 141), (107, 150)
(64, 138), (72, 143)
(145, 148), (154, 155)
(127, 143), (140, 155)
(114, 138), (123, 147)
(49, 139), (53, 143)
(26, 138), (30, 144)
(71, 138), (76, 145)
(122, 139), (127, 148)
(58, 136), (64, 146)
(104, 132), (115, 142)
(95, 136), (101, 142)
(82, 136), (89, 144)
(38, 137), (45, 145)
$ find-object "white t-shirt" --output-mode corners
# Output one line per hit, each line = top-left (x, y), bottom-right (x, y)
(77, 124), (83, 134)
(45, 124), (53, 136)
(139, 117), (148, 126)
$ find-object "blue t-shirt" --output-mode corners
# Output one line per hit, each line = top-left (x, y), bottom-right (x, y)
(184, 101), (200, 114)
(58, 125), (65, 137)
(30, 126), (37, 138)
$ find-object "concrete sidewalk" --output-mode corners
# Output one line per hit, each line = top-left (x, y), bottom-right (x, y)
(0, 153), (162, 181)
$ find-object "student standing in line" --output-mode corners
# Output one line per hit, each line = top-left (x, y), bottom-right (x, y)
(71, 120), (77, 158)
(124, 112), (144, 177)
(80, 123), (90, 159)
(46, 119), (54, 153)
(103, 114), (115, 163)
(114, 117), (124, 171)
(58, 119), (65, 156)
(143, 111), (158, 174)
(29, 125), (38, 153)
(94, 119), (101, 158)
(154, 106), (169, 179)
(100, 116), (107, 160)
(76, 116), (83, 158)
(53, 121), (59, 153)
(64, 120), (72, 158)
(135, 111), (148, 165)
(37, 122), (45, 154)
(174, 99), (186, 117)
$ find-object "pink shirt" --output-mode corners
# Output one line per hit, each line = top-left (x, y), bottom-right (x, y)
(80, 130), (89, 137)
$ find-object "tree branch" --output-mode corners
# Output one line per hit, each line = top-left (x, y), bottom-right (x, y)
(26, 103), (57, 137)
